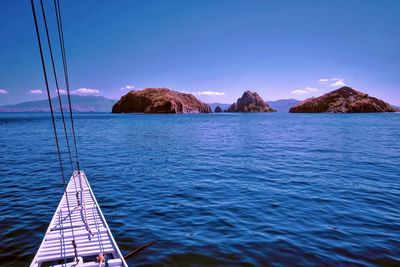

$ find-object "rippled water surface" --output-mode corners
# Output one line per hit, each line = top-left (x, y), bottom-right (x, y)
(0, 112), (399, 267)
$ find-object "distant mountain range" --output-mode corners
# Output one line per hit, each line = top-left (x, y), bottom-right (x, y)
(208, 103), (231, 112)
(266, 99), (301, 112)
(0, 95), (116, 112)
(0, 96), (302, 113)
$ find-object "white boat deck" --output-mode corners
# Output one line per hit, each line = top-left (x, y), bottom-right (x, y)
(31, 171), (128, 267)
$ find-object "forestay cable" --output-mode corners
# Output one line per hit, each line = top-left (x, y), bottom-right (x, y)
(54, 0), (81, 172)
(38, 0), (74, 171)
(30, 0), (79, 263)
(53, 0), (95, 237)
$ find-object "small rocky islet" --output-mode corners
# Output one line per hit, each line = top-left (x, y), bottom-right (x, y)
(289, 86), (396, 113)
(214, 106), (223, 113)
(226, 90), (276, 112)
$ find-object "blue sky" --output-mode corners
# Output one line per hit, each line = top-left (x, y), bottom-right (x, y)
(0, 0), (399, 105)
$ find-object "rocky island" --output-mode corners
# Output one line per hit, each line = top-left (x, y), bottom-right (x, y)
(214, 106), (223, 113)
(112, 88), (211, 113)
(226, 90), (276, 112)
(289, 87), (396, 113)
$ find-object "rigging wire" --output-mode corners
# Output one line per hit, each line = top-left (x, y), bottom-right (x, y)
(38, 0), (74, 171)
(53, 0), (96, 237)
(30, 0), (79, 263)
(54, 0), (81, 172)
(58, 208), (67, 266)
(79, 173), (95, 237)
(92, 204), (105, 254)
(53, 0), (95, 243)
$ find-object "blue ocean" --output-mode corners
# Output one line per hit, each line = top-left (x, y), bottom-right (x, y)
(0, 112), (399, 267)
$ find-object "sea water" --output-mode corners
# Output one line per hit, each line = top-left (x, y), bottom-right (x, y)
(0, 112), (399, 266)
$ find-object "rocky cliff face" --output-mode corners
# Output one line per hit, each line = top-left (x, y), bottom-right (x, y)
(226, 90), (276, 112)
(112, 88), (211, 113)
(289, 87), (396, 113)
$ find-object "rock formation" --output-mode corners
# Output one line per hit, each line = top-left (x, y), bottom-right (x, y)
(214, 106), (223, 113)
(226, 90), (276, 112)
(112, 88), (211, 113)
(289, 87), (396, 113)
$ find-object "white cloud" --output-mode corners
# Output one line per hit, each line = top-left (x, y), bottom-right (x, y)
(318, 77), (346, 87)
(291, 86), (320, 95)
(72, 88), (100, 95)
(292, 89), (308, 95)
(120, 84), (135, 91)
(319, 77), (339, 84)
(191, 91), (225, 96)
(318, 78), (329, 83)
(56, 89), (67, 95)
(0, 89), (8, 94)
(54, 88), (100, 95)
(330, 79), (346, 87)
(306, 87), (319, 92)
(28, 89), (43, 94)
